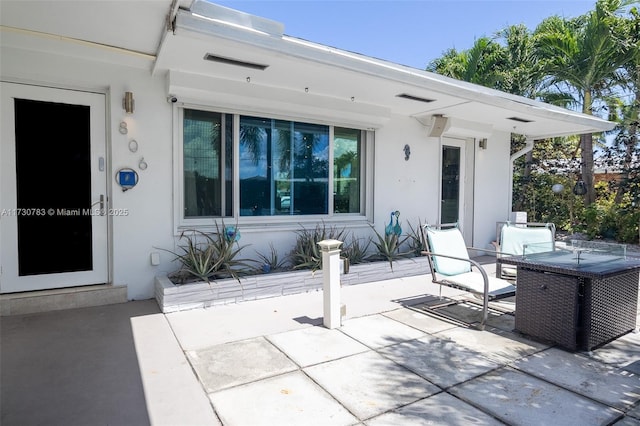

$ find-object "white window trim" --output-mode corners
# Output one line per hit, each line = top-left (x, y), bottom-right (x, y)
(172, 103), (374, 234)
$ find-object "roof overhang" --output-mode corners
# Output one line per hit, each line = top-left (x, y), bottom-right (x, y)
(0, 0), (178, 70)
(153, 1), (615, 138)
(0, 0), (616, 139)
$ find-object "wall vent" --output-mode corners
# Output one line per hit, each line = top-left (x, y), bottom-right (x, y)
(507, 116), (533, 123)
(396, 93), (436, 104)
(204, 53), (269, 70)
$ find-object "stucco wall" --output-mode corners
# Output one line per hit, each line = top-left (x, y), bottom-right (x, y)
(472, 130), (513, 248)
(373, 114), (441, 231)
(1, 47), (175, 300)
(1, 46), (514, 300)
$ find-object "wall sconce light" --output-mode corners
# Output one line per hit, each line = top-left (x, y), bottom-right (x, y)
(403, 144), (411, 161)
(123, 91), (135, 114)
(479, 138), (488, 150)
(573, 176), (587, 196)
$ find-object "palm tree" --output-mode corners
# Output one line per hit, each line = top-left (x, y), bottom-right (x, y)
(534, 0), (636, 205)
(430, 26), (554, 211)
(426, 37), (507, 87)
(495, 24), (543, 98)
(610, 5), (640, 203)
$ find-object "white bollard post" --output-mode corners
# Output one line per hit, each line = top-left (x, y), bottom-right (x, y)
(317, 239), (343, 329)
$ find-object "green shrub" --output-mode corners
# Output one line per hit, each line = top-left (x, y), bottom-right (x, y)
(574, 187), (640, 243)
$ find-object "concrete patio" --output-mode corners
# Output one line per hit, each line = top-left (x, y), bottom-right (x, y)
(2, 273), (640, 426)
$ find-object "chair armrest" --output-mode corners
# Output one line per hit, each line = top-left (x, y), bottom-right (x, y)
(465, 246), (496, 255)
(421, 250), (490, 330)
(421, 250), (490, 279)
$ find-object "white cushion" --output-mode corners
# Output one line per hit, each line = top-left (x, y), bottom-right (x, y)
(443, 272), (516, 297)
(426, 228), (471, 276)
(500, 225), (553, 256)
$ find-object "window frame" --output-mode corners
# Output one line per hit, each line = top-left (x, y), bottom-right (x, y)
(181, 109), (232, 219)
(173, 103), (373, 233)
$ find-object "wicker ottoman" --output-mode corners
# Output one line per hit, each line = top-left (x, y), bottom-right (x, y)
(515, 268), (638, 351)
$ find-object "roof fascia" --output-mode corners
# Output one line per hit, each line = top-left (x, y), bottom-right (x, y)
(173, 8), (615, 134)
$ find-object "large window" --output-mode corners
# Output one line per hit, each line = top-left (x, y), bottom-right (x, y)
(333, 127), (361, 214)
(239, 116), (329, 216)
(183, 110), (233, 217)
(181, 108), (367, 223)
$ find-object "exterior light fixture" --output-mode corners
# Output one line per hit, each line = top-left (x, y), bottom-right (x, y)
(479, 138), (488, 150)
(573, 176), (587, 196)
(123, 91), (134, 114)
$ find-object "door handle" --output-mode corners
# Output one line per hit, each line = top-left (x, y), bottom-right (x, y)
(90, 195), (105, 215)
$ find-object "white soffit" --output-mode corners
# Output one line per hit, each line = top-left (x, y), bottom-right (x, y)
(168, 70), (391, 129)
(0, 0), (171, 55)
(2, 0), (607, 139)
(0, 0), (173, 69)
(0, 27), (155, 70)
(156, 2), (615, 138)
(1, 0), (615, 138)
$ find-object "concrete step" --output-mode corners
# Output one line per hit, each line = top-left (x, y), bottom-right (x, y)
(0, 284), (127, 316)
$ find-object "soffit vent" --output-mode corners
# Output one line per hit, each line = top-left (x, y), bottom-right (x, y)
(396, 93), (436, 104)
(507, 116), (534, 123)
(204, 53), (269, 70)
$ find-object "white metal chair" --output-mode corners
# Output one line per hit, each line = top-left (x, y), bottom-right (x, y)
(496, 222), (555, 279)
(421, 224), (516, 330)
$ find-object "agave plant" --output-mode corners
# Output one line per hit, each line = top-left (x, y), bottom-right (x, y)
(405, 218), (427, 257)
(164, 221), (252, 284)
(255, 243), (290, 273)
(368, 225), (412, 270)
(341, 235), (371, 265)
(290, 222), (348, 271)
(171, 231), (221, 282)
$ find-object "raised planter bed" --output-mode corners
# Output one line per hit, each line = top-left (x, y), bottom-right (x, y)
(155, 256), (430, 313)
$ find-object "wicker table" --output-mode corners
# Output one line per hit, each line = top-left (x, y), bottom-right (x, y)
(499, 250), (640, 351)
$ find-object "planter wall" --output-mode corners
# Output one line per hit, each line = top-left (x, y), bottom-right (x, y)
(155, 256), (430, 313)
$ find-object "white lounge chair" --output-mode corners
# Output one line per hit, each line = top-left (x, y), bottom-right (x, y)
(421, 225), (516, 330)
(497, 222), (555, 279)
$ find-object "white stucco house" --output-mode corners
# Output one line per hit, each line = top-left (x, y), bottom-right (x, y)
(0, 0), (614, 310)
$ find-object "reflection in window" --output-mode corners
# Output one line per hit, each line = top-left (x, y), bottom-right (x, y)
(333, 128), (361, 213)
(441, 145), (460, 224)
(239, 116), (329, 216)
(183, 110), (233, 217)
(181, 108), (366, 221)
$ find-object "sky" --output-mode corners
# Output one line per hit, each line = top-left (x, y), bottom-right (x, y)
(213, 0), (597, 70)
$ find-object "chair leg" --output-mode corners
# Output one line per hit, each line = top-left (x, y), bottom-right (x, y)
(478, 293), (489, 331)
